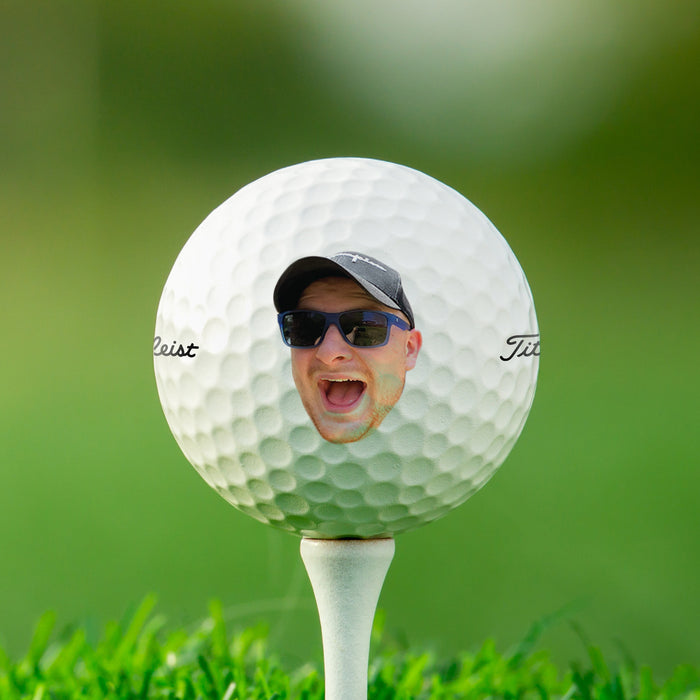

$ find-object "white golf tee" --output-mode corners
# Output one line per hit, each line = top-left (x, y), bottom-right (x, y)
(300, 537), (395, 700)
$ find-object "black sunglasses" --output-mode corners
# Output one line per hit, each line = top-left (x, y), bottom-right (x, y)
(278, 309), (410, 348)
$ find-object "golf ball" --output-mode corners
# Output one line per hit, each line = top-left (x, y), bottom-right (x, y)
(154, 158), (539, 538)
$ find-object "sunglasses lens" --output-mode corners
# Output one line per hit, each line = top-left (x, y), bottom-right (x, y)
(281, 310), (393, 348)
(339, 311), (389, 347)
(282, 311), (326, 347)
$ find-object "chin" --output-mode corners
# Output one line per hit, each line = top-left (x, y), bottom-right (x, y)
(317, 423), (372, 444)
(319, 430), (369, 445)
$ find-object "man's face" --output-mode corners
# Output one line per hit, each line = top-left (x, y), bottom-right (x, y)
(290, 277), (422, 444)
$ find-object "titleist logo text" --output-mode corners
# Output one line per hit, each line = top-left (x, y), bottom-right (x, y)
(500, 334), (540, 361)
(153, 336), (199, 358)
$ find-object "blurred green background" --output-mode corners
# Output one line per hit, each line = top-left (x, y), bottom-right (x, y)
(2, 0), (698, 676)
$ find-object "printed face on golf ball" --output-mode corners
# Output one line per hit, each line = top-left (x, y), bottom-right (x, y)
(287, 277), (422, 444)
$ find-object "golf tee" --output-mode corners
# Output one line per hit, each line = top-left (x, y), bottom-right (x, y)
(300, 537), (395, 700)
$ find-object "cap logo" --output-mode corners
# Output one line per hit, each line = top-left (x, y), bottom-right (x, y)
(335, 252), (387, 271)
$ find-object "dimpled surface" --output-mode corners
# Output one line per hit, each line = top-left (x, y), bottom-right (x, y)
(154, 158), (539, 538)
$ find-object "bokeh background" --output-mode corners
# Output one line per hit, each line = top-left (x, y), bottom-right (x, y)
(2, 0), (698, 677)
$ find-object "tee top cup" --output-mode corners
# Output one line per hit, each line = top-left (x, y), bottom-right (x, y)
(153, 158), (540, 539)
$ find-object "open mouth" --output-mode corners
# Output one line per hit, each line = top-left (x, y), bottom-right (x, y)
(319, 378), (367, 412)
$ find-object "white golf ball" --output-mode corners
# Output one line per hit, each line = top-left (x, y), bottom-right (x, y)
(154, 158), (539, 538)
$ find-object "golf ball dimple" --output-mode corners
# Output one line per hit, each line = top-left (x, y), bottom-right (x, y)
(154, 157), (539, 538)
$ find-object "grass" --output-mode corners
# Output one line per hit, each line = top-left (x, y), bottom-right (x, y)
(1, 597), (698, 700)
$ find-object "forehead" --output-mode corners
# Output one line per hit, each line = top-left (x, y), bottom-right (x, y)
(297, 276), (384, 310)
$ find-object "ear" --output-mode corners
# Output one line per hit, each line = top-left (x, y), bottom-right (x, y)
(405, 329), (422, 371)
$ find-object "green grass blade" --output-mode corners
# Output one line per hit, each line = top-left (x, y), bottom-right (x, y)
(208, 599), (229, 661)
(26, 611), (56, 670)
(115, 593), (158, 662)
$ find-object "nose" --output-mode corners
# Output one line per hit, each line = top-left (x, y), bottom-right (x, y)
(315, 323), (352, 364)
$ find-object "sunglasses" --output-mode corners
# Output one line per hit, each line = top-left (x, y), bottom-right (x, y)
(278, 309), (410, 348)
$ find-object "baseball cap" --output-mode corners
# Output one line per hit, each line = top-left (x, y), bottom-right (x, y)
(273, 251), (415, 328)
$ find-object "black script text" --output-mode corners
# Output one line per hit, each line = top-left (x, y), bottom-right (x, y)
(500, 334), (540, 361)
(153, 336), (199, 358)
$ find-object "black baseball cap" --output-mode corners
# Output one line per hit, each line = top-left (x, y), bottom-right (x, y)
(273, 251), (415, 328)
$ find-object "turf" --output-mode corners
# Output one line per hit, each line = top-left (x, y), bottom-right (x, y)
(1, 597), (698, 700)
